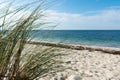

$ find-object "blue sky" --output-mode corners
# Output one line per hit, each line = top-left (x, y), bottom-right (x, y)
(52, 0), (120, 13)
(44, 0), (120, 30)
(0, 0), (120, 30)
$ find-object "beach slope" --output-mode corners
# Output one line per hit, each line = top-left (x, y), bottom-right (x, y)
(23, 41), (120, 80)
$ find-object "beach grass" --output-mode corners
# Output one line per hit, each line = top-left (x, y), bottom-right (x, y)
(0, 0), (66, 80)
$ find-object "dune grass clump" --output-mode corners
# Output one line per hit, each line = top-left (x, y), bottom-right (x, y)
(0, 0), (65, 80)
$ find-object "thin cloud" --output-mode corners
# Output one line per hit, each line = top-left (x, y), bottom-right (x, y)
(109, 6), (120, 9)
(44, 9), (120, 30)
(0, 0), (120, 30)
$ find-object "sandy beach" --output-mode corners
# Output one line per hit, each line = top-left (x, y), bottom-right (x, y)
(23, 41), (120, 80)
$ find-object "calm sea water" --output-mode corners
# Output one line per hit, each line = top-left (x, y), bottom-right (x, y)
(31, 30), (120, 48)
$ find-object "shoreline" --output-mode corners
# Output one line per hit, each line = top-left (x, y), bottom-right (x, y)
(27, 41), (120, 55)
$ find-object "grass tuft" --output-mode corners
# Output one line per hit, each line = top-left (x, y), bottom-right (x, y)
(0, 0), (66, 80)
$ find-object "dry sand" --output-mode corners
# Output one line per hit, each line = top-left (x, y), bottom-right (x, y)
(23, 42), (120, 80)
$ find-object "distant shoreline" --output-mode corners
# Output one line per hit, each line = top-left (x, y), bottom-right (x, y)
(27, 41), (120, 55)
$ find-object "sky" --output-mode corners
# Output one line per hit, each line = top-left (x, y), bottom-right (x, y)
(52, 0), (120, 13)
(0, 0), (120, 30)
(44, 0), (120, 30)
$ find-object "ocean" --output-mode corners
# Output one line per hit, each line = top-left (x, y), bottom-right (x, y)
(31, 30), (120, 48)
